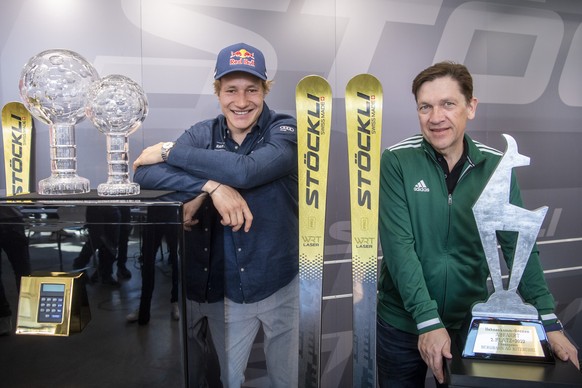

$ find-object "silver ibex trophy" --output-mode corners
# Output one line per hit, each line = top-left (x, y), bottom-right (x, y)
(462, 134), (554, 363)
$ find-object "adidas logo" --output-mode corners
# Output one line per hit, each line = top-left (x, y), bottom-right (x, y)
(413, 180), (430, 192)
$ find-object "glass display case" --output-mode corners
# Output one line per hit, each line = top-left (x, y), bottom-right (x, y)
(0, 190), (190, 387)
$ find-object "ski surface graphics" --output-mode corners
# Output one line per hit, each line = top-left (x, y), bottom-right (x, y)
(2, 102), (33, 196)
(346, 73), (383, 388)
(296, 75), (332, 388)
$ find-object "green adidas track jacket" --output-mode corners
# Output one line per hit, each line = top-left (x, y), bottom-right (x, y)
(377, 134), (557, 335)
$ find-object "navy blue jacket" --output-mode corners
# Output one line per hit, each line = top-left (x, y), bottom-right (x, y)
(134, 103), (298, 303)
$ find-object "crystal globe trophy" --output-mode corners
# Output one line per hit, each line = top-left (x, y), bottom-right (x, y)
(85, 74), (148, 196)
(19, 49), (99, 195)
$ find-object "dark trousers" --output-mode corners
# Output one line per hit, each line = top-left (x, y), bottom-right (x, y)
(0, 223), (31, 317)
(377, 317), (429, 387)
(137, 213), (180, 324)
(377, 317), (455, 387)
(77, 207), (131, 276)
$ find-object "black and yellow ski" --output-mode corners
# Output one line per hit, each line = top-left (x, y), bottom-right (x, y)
(346, 74), (382, 388)
(2, 102), (33, 196)
(296, 75), (332, 388)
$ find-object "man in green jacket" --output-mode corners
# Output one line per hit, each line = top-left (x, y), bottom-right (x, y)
(376, 61), (579, 387)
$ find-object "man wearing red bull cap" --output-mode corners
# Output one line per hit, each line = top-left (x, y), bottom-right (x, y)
(133, 43), (298, 387)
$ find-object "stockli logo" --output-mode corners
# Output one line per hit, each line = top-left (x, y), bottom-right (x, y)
(230, 48), (255, 68)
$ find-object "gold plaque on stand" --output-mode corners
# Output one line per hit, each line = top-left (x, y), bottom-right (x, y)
(473, 322), (544, 357)
(16, 272), (91, 336)
(463, 317), (553, 363)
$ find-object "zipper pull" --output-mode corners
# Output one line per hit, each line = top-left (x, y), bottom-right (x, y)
(448, 194), (452, 205)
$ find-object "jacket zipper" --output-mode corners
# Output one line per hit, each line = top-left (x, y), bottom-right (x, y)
(423, 141), (481, 320)
(448, 156), (476, 206)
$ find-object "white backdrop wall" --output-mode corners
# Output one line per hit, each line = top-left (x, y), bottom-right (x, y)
(1, 1), (581, 386)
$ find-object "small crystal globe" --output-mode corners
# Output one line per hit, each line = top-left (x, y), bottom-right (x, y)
(86, 74), (148, 196)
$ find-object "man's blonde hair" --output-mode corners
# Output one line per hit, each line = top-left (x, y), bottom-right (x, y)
(213, 79), (273, 96)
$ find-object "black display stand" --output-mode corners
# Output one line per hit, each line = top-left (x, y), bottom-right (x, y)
(1, 189), (175, 201)
(0, 191), (189, 387)
(446, 335), (582, 387)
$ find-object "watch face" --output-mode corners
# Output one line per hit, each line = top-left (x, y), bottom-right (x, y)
(163, 142), (173, 150)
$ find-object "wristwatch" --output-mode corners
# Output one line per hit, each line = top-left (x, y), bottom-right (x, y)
(161, 142), (174, 162)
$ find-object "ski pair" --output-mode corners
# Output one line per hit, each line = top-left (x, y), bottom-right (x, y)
(297, 74), (382, 388)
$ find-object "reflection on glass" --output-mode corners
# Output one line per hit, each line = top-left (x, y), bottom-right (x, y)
(0, 199), (185, 386)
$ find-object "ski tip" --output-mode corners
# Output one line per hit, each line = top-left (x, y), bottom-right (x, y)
(348, 73), (380, 82)
(2, 101), (33, 127)
(346, 73), (383, 92)
(2, 101), (26, 111)
(2, 101), (31, 115)
(297, 74), (328, 83)
(2, 101), (34, 130)
(296, 75), (331, 89)
(295, 75), (332, 97)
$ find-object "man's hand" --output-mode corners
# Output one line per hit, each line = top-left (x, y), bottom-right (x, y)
(183, 193), (208, 231)
(204, 181), (253, 232)
(418, 328), (453, 384)
(547, 330), (580, 370)
(133, 142), (165, 170)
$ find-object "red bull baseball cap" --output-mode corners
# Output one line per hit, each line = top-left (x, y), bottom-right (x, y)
(214, 43), (267, 80)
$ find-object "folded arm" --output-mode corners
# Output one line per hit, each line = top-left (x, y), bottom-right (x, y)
(172, 126), (296, 188)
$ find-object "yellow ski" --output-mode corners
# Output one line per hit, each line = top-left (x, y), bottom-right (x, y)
(296, 75), (332, 388)
(346, 74), (382, 388)
(2, 102), (33, 195)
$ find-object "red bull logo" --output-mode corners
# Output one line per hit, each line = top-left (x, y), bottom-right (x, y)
(230, 48), (255, 68)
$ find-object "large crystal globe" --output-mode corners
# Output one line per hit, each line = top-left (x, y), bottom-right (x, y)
(19, 49), (99, 195)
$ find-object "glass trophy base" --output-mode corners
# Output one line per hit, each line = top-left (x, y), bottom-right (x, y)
(462, 316), (555, 364)
(38, 175), (91, 195)
(97, 182), (140, 196)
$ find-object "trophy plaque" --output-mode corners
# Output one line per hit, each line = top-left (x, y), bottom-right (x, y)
(85, 74), (148, 196)
(462, 134), (554, 363)
(19, 49), (99, 195)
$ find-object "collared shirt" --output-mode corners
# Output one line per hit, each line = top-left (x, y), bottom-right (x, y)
(433, 139), (468, 194)
(134, 103), (298, 303)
